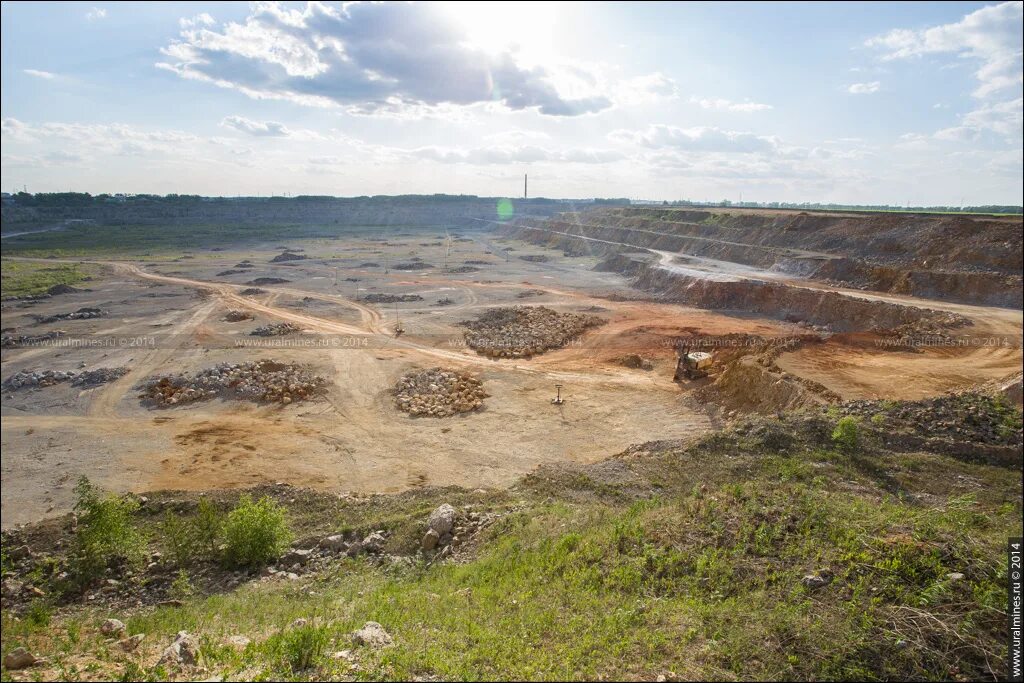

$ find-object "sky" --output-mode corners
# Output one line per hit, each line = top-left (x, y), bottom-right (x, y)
(1, 1), (1021, 204)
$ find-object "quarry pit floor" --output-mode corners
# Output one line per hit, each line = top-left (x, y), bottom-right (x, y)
(2, 228), (1020, 527)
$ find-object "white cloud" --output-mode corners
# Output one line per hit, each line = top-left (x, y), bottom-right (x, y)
(220, 115), (290, 137)
(23, 69), (56, 80)
(866, 1), (1023, 97)
(690, 96), (773, 112)
(847, 81), (881, 94)
(157, 1), (666, 117)
(609, 125), (780, 154)
(180, 13), (215, 29)
(934, 97), (1023, 141)
(86, 7), (107, 21)
(406, 144), (624, 165)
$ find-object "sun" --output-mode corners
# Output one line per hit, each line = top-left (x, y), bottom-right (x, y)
(437, 1), (561, 61)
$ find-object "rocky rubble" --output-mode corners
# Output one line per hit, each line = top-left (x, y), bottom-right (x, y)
(837, 392), (1022, 447)
(223, 310), (252, 322)
(239, 287), (266, 295)
(359, 293), (424, 303)
(619, 354), (654, 370)
(270, 251), (307, 263)
(250, 322), (301, 336)
(140, 360), (327, 406)
(393, 367), (487, 417)
(461, 305), (606, 358)
(1, 330), (64, 348)
(35, 307), (104, 324)
(3, 366), (128, 390)
(246, 277), (290, 286)
(393, 262), (434, 270)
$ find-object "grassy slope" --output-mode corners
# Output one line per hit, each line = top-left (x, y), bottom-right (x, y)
(1, 405), (1021, 682)
(0, 260), (100, 298)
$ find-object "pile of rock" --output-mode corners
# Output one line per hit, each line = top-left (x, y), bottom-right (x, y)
(445, 265), (479, 273)
(4, 369), (79, 389)
(216, 269), (245, 277)
(270, 251), (307, 263)
(433, 297), (455, 306)
(37, 307), (104, 324)
(461, 306), (605, 358)
(72, 367), (130, 387)
(2, 366), (128, 390)
(239, 287), (266, 295)
(1, 331), (65, 348)
(223, 310), (252, 322)
(251, 322), (301, 336)
(420, 503), (496, 555)
(235, 260), (255, 269)
(393, 367), (487, 417)
(359, 293), (424, 304)
(516, 289), (545, 298)
(141, 360), (327, 406)
(519, 254), (550, 263)
(246, 277), (290, 286)
(393, 262), (434, 271)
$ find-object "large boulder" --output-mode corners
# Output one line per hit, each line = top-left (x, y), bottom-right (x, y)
(428, 504), (456, 535)
(159, 631), (200, 667)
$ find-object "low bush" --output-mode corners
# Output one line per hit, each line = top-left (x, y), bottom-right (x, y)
(220, 495), (292, 568)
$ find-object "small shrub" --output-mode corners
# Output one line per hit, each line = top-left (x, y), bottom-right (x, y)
(170, 569), (194, 600)
(161, 513), (195, 568)
(193, 498), (223, 557)
(220, 495), (292, 568)
(278, 624), (330, 672)
(68, 478), (146, 586)
(831, 416), (861, 452)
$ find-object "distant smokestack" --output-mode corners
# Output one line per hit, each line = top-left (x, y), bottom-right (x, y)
(524, 173), (528, 200)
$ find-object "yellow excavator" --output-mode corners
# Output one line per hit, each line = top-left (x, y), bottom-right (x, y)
(674, 345), (713, 381)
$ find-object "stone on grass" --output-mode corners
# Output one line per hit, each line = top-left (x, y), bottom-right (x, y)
(351, 621), (393, 648)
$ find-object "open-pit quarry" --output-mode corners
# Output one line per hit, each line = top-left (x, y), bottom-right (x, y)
(2, 206), (1021, 526)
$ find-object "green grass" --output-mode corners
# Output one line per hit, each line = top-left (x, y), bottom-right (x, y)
(0, 222), (453, 258)
(0, 259), (100, 297)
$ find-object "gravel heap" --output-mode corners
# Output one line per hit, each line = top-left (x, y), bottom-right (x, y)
(223, 310), (252, 322)
(216, 270), (245, 276)
(837, 392), (1021, 447)
(433, 297), (455, 306)
(3, 366), (128, 390)
(359, 293), (423, 303)
(393, 262), (434, 271)
(251, 322), (301, 336)
(445, 266), (479, 273)
(519, 254), (550, 263)
(516, 289), (545, 298)
(141, 360), (326, 406)
(239, 288), (266, 295)
(36, 307), (104, 324)
(394, 367), (487, 417)
(461, 306), (605, 358)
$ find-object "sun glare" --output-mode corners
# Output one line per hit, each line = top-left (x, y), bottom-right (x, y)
(438, 1), (561, 61)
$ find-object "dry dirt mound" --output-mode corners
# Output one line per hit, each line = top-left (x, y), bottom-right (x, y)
(140, 360), (326, 406)
(461, 305), (606, 358)
(393, 367), (487, 417)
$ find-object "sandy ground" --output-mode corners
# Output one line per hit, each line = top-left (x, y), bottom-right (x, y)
(2, 229), (1020, 527)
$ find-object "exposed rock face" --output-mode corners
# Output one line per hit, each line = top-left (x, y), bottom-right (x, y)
(141, 359), (326, 406)
(393, 368), (487, 417)
(461, 306), (605, 358)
